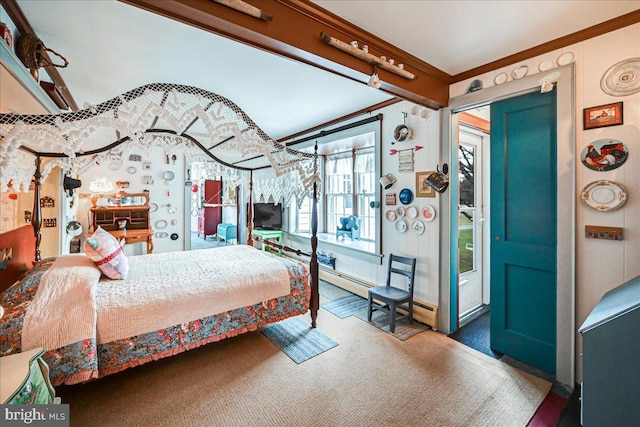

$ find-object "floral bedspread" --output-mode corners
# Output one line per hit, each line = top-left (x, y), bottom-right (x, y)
(0, 255), (310, 385)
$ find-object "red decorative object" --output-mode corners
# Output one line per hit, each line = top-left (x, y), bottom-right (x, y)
(414, 145), (424, 151)
(8, 193), (17, 200)
(191, 184), (199, 193)
(0, 23), (12, 49)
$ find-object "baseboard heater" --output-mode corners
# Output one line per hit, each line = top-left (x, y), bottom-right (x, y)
(319, 265), (439, 331)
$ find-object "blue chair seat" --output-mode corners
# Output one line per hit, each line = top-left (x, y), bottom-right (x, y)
(336, 215), (361, 240)
(216, 223), (237, 245)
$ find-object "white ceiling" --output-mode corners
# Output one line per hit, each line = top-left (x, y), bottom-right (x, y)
(13, 0), (640, 142)
(15, 0), (392, 140)
(314, 0), (640, 76)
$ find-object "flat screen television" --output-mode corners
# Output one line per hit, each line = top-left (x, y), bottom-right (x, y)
(251, 203), (282, 230)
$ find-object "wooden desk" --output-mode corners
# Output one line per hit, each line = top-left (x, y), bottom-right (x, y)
(252, 229), (283, 255)
(110, 229), (154, 254)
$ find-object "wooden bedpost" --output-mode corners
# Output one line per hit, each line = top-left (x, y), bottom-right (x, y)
(247, 170), (254, 246)
(310, 145), (319, 328)
(32, 155), (42, 263)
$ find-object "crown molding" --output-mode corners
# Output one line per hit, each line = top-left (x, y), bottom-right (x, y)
(452, 8), (640, 83)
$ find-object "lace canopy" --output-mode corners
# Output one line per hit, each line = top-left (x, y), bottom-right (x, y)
(0, 83), (319, 195)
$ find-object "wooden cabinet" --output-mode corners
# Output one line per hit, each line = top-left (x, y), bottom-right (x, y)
(198, 206), (221, 239)
(197, 180), (222, 240)
(579, 275), (640, 426)
(89, 192), (154, 253)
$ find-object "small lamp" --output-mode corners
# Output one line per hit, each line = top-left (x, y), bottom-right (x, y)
(379, 173), (396, 189)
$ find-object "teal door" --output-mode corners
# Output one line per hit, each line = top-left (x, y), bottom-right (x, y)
(490, 90), (557, 374)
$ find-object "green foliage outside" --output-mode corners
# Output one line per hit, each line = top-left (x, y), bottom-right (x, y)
(459, 214), (474, 273)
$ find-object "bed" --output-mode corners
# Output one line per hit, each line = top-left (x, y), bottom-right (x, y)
(0, 245), (309, 385)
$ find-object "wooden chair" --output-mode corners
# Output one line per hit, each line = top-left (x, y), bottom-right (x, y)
(367, 254), (417, 333)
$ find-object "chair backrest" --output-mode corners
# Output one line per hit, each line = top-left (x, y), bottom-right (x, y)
(386, 254), (417, 295)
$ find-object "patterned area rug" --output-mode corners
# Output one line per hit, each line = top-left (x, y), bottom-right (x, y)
(261, 317), (338, 364)
(320, 282), (429, 341)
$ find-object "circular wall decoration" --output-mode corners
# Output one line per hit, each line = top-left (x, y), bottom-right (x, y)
(557, 52), (574, 66)
(385, 209), (397, 222)
(512, 65), (528, 80)
(395, 219), (407, 233)
(421, 205), (436, 222)
(538, 60), (554, 72)
(494, 72), (508, 85)
(155, 219), (168, 229)
(411, 220), (425, 235)
(601, 57), (640, 96)
(581, 180), (627, 212)
(399, 188), (414, 205)
(580, 139), (628, 171)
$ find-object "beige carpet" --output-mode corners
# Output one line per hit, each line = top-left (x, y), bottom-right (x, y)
(57, 309), (550, 427)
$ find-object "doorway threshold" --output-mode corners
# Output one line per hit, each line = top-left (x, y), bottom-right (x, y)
(459, 303), (489, 328)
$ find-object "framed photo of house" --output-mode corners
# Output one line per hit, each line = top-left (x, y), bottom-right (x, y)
(583, 102), (623, 130)
(416, 171), (436, 198)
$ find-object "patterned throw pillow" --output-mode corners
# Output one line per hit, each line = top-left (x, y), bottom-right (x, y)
(83, 227), (129, 279)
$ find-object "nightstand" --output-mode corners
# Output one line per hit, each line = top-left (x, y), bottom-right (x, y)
(1, 348), (57, 404)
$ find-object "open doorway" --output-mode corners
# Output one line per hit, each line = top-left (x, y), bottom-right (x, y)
(457, 110), (490, 327)
(449, 107), (498, 359)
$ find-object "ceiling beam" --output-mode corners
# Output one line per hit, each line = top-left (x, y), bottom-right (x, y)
(1, 0), (79, 111)
(119, 0), (451, 109)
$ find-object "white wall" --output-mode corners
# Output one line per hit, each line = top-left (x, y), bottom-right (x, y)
(450, 23), (640, 382)
(74, 146), (187, 256)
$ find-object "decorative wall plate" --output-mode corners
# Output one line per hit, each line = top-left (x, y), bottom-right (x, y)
(170, 233), (179, 240)
(395, 219), (407, 233)
(163, 170), (175, 181)
(494, 72), (508, 85)
(411, 220), (425, 235)
(126, 166), (137, 174)
(406, 206), (418, 219)
(395, 206), (405, 217)
(512, 65), (528, 79)
(385, 209), (397, 221)
(421, 205), (436, 222)
(155, 231), (169, 238)
(399, 188), (414, 205)
(557, 52), (574, 66)
(600, 57), (640, 96)
(155, 219), (168, 229)
(538, 60), (554, 72)
(149, 202), (158, 212)
(581, 180), (627, 212)
(580, 139), (628, 171)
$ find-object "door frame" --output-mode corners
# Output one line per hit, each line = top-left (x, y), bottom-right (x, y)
(457, 126), (488, 320)
(439, 65), (575, 386)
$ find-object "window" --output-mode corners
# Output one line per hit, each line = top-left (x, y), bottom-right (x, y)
(287, 117), (382, 256)
(325, 153), (353, 233)
(354, 148), (375, 240)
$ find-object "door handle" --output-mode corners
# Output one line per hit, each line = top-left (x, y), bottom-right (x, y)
(495, 236), (500, 241)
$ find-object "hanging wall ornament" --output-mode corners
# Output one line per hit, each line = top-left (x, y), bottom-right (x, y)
(601, 57), (640, 96)
(580, 139), (628, 171)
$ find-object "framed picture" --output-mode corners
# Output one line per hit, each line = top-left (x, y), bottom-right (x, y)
(416, 171), (436, 198)
(583, 102), (623, 130)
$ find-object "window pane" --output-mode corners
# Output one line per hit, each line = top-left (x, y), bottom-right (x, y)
(458, 210), (475, 273)
(459, 144), (475, 207)
(354, 148), (375, 241)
